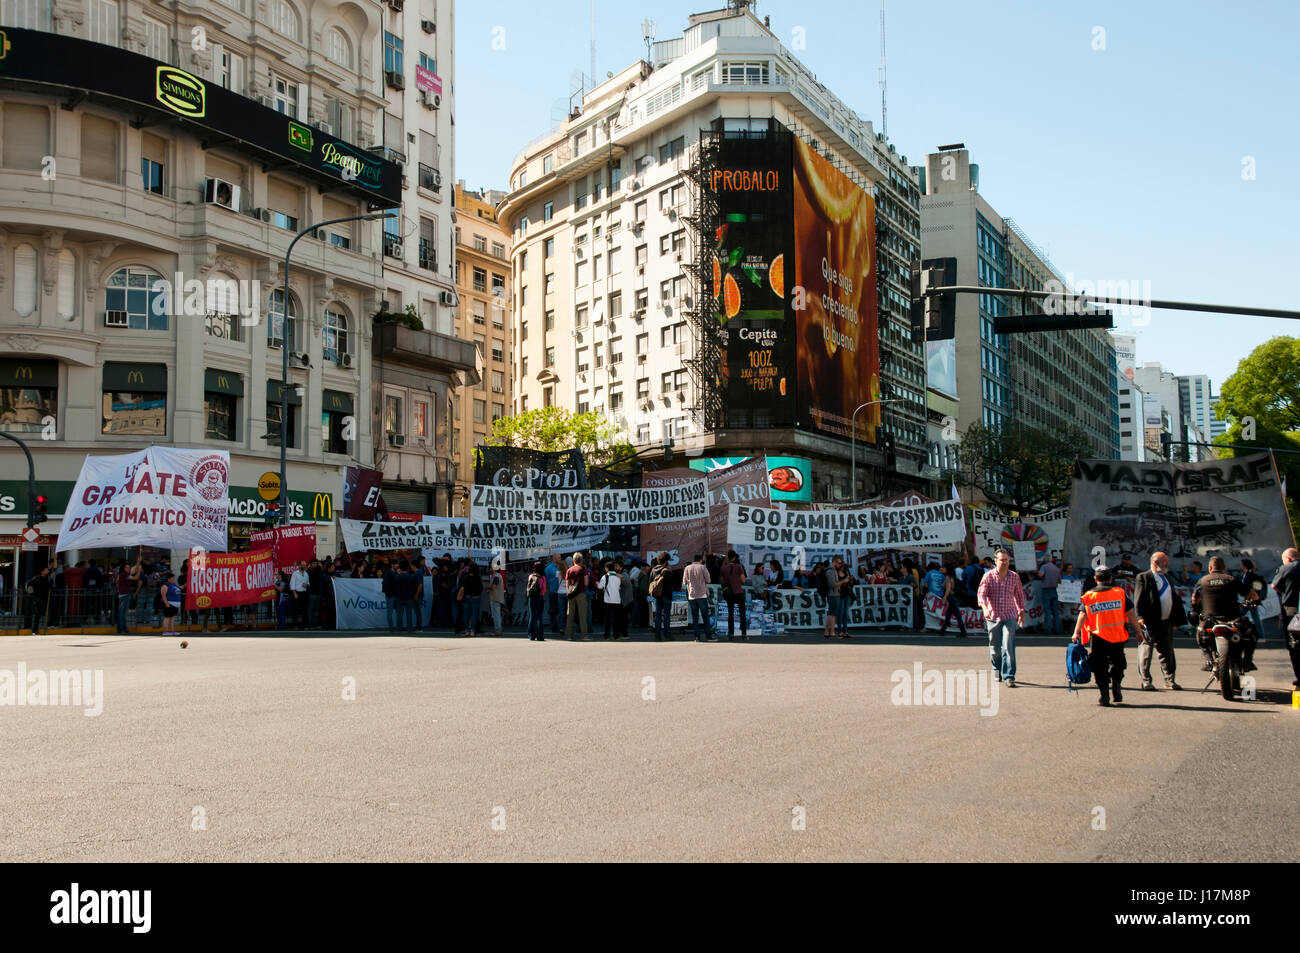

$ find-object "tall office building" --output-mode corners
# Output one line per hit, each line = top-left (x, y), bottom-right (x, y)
(452, 182), (512, 512)
(921, 147), (1119, 487)
(499, 2), (930, 502)
(0, 0), (469, 587)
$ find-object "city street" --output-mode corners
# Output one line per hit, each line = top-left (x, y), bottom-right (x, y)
(3, 631), (1295, 862)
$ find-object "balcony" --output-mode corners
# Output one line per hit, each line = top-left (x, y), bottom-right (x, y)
(375, 322), (481, 385)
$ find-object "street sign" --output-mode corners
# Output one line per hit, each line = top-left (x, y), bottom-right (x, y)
(257, 471), (282, 502)
(21, 526), (38, 551)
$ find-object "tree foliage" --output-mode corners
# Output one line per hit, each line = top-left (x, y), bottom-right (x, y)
(1214, 336), (1300, 543)
(956, 422), (1090, 514)
(485, 405), (635, 469)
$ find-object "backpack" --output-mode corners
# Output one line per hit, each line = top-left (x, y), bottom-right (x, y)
(526, 574), (541, 599)
(816, 571), (830, 599)
(649, 566), (668, 598)
(1066, 641), (1092, 691)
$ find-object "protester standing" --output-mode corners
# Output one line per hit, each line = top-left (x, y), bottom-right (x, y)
(1036, 558), (1062, 634)
(683, 553), (713, 642)
(938, 564), (968, 637)
(720, 550), (748, 641)
(290, 561), (309, 628)
(160, 571), (183, 636)
(599, 560), (624, 640)
(563, 553), (590, 641)
(977, 550), (1026, 687)
(487, 564), (506, 636)
(457, 561), (483, 637)
(648, 553), (674, 642)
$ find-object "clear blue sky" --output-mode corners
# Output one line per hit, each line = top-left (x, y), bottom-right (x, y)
(454, 0), (1300, 395)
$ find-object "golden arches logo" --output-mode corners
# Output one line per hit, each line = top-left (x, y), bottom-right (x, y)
(217, 375), (230, 389)
(14, 366), (33, 381)
(127, 370), (145, 384)
(312, 493), (333, 520)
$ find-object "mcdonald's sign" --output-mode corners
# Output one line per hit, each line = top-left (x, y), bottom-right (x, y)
(217, 374), (230, 389)
(312, 492), (333, 521)
(14, 365), (32, 380)
(127, 370), (145, 385)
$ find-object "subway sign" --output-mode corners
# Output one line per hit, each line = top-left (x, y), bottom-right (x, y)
(0, 28), (399, 205)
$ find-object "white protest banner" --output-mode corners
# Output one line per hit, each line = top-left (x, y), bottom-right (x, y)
(921, 592), (984, 632)
(58, 447), (229, 553)
(766, 584), (913, 629)
(471, 480), (708, 526)
(727, 500), (966, 550)
(340, 517), (551, 560)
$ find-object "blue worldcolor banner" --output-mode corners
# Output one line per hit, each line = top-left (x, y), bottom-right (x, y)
(333, 578), (435, 630)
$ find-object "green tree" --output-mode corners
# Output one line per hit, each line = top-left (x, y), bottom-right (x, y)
(484, 405), (635, 469)
(1214, 336), (1300, 543)
(956, 422), (1091, 514)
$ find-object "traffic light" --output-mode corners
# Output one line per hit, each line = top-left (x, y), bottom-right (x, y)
(908, 257), (957, 342)
(993, 308), (1114, 335)
(33, 494), (48, 524)
(1160, 432), (1172, 460)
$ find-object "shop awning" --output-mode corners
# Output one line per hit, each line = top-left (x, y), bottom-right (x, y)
(266, 379), (303, 406)
(205, 369), (244, 397)
(323, 390), (354, 414)
(0, 359), (57, 388)
(103, 361), (167, 392)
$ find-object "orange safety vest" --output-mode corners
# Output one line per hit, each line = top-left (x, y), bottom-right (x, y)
(1080, 586), (1129, 643)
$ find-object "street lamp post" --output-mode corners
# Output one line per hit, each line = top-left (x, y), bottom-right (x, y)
(849, 398), (901, 503)
(278, 212), (390, 525)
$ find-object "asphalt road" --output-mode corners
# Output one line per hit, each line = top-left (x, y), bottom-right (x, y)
(2, 630), (1296, 862)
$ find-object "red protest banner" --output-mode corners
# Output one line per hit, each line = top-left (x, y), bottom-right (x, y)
(186, 548), (278, 610)
(249, 523), (317, 569)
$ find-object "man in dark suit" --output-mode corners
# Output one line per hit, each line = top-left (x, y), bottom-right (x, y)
(1133, 551), (1186, 690)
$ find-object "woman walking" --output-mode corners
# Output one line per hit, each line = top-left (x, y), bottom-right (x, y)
(938, 564), (968, 637)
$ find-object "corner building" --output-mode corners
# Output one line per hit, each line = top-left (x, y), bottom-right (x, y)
(500, 4), (931, 503)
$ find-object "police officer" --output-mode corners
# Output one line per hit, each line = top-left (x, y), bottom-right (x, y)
(1191, 556), (1248, 672)
(1072, 566), (1142, 706)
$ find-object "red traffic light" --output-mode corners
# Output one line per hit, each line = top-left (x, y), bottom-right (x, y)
(36, 495), (46, 504)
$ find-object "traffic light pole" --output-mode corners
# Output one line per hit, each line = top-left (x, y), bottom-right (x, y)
(0, 431), (38, 595)
(923, 284), (1300, 322)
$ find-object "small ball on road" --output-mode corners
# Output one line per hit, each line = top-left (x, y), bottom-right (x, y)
(180, 640), (188, 649)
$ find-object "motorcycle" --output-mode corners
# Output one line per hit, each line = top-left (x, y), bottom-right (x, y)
(1192, 605), (1256, 701)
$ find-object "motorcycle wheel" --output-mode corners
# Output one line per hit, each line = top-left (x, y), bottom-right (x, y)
(1215, 636), (1234, 701)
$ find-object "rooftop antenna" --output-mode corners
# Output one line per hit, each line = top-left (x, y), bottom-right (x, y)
(879, 0), (887, 140)
(642, 18), (655, 62)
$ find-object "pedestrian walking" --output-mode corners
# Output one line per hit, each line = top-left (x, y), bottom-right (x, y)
(1133, 551), (1186, 691)
(937, 564), (968, 637)
(563, 553), (590, 640)
(683, 553), (713, 642)
(290, 561), (309, 628)
(977, 549), (1026, 687)
(1073, 566), (1141, 706)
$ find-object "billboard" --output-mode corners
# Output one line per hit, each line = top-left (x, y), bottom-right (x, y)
(688, 455), (812, 503)
(709, 131), (796, 428)
(792, 136), (880, 441)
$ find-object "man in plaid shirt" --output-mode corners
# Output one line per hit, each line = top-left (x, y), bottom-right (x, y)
(977, 549), (1027, 687)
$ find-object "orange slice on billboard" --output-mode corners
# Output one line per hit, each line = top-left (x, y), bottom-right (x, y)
(713, 257), (723, 300)
(723, 272), (741, 318)
(769, 254), (784, 298)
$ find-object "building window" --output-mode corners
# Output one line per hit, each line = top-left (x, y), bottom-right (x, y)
(270, 0), (301, 40)
(0, 359), (57, 434)
(2, 0), (52, 30)
(491, 369), (504, 394)
(104, 266), (167, 330)
(383, 30), (403, 73)
(473, 267), (487, 293)
(575, 305), (588, 329)
(326, 27), (352, 68)
(412, 400), (428, 440)
(543, 201), (554, 221)
(491, 342), (504, 364)
(636, 332), (648, 356)
(544, 272), (555, 295)
(492, 273), (505, 296)
(609, 291), (623, 318)
(521, 356), (528, 377)
(635, 288), (649, 311)
(544, 237), (554, 259)
(658, 136), (686, 164)
(637, 423), (649, 443)
(636, 377), (649, 400)
(142, 14), (168, 61)
(322, 405), (349, 453)
(271, 72), (298, 116)
(543, 154), (553, 173)
(216, 47), (245, 93)
(384, 394), (403, 437)
(545, 346), (555, 368)
(87, 0), (118, 46)
(205, 392), (236, 441)
(609, 337), (623, 365)
(721, 61), (768, 85)
(323, 308), (349, 364)
(544, 310), (555, 331)
(575, 347), (589, 374)
(473, 399), (485, 424)
(267, 289), (298, 350)
(140, 157), (163, 195)
(204, 272), (243, 341)
(102, 363), (166, 435)
(543, 386), (553, 408)
(474, 234), (487, 252)
(492, 241), (505, 258)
